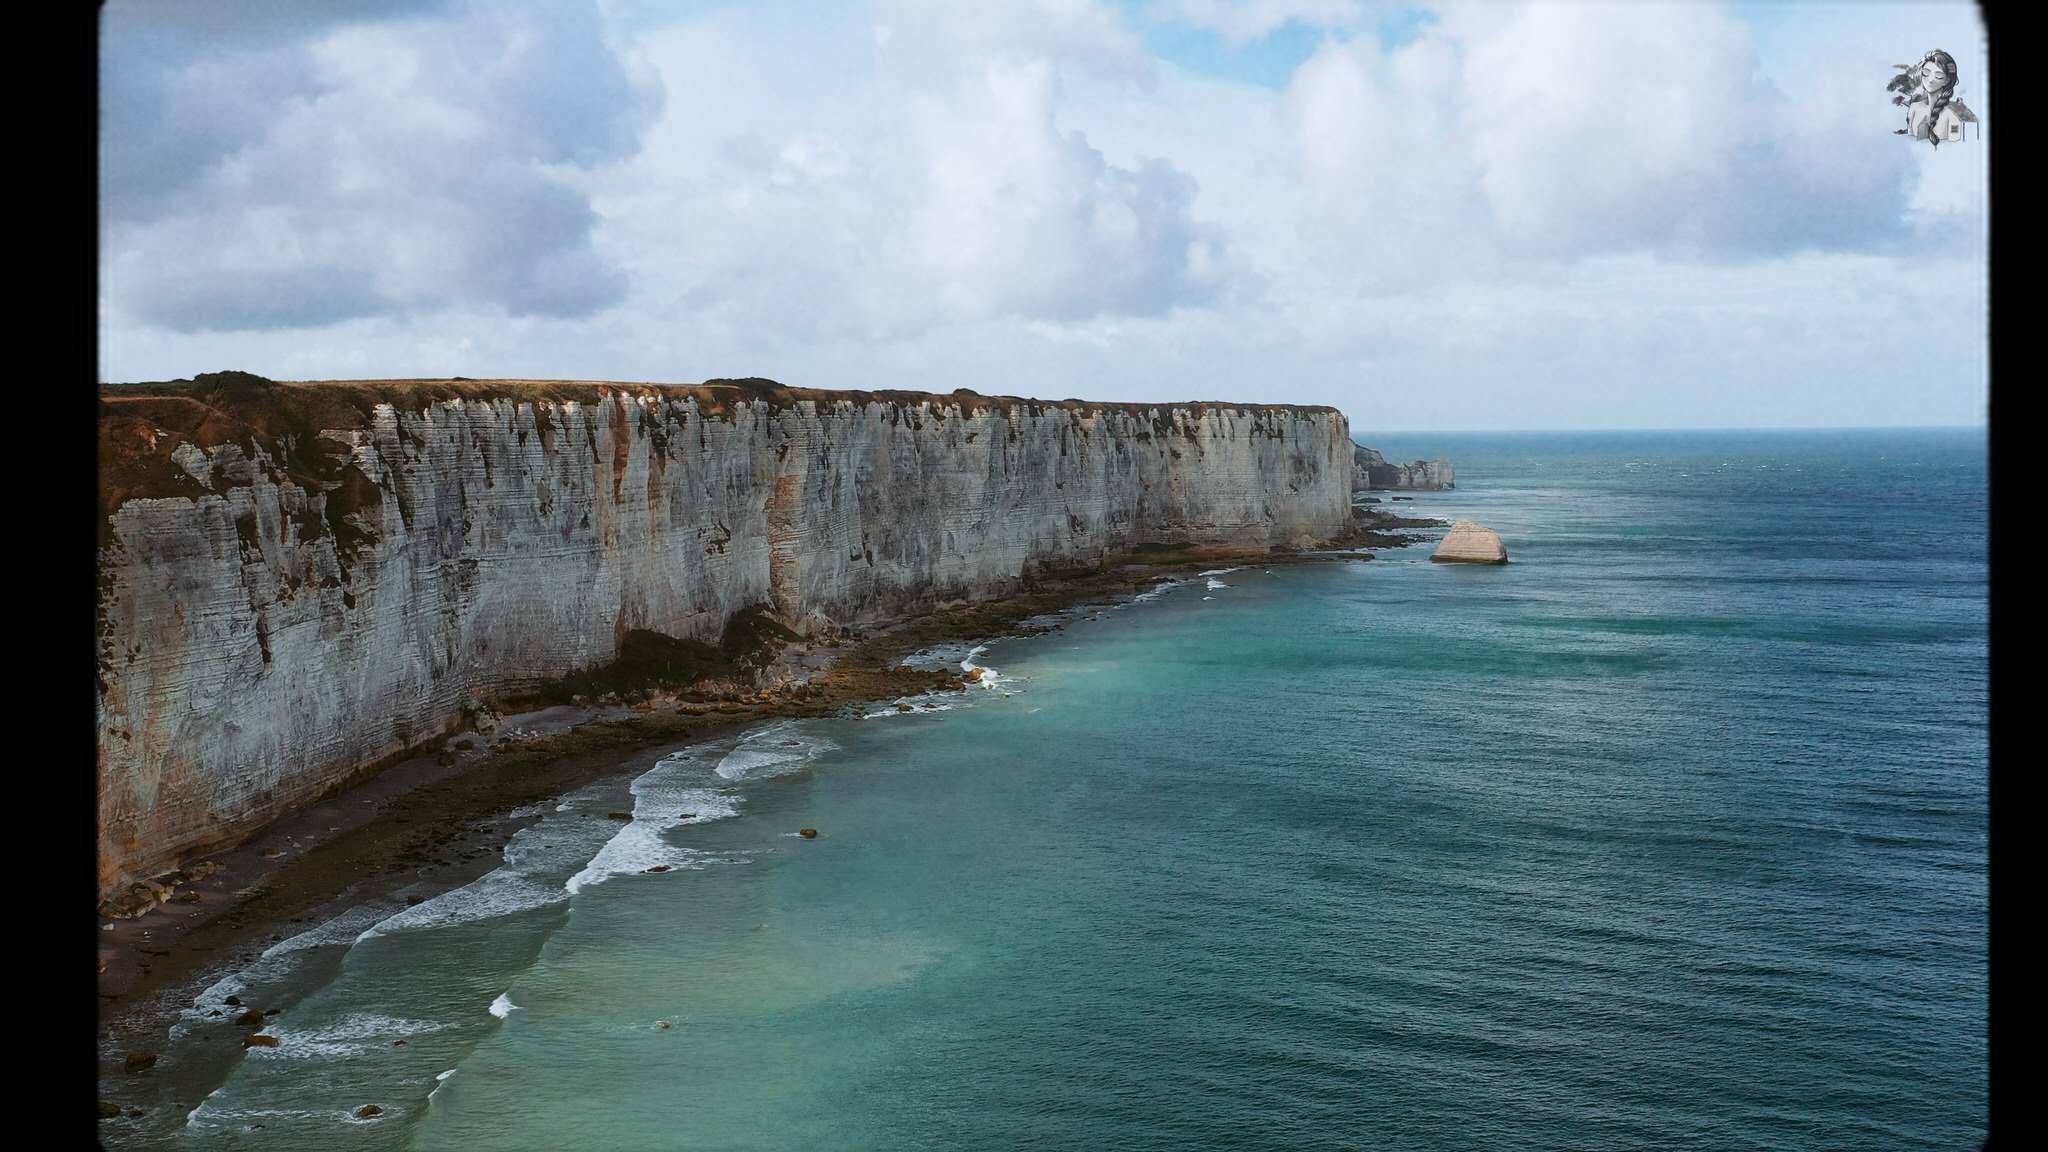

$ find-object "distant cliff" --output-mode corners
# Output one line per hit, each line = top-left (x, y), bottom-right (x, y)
(97, 374), (1354, 896)
(1353, 444), (1454, 491)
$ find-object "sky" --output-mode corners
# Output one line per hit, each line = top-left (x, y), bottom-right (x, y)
(97, 0), (1989, 431)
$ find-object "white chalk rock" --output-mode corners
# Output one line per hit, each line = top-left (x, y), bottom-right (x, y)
(1430, 519), (1507, 564)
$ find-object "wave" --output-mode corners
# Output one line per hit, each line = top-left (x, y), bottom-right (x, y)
(234, 1011), (453, 1061)
(568, 724), (830, 892)
(359, 779), (630, 939)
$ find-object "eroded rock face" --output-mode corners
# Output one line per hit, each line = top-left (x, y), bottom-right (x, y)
(1430, 519), (1508, 564)
(1353, 444), (1454, 491)
(97, 381), (1352, 896)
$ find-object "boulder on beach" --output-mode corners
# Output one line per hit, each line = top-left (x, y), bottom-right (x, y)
(463, 698), (501, 734)
(355, 1104), (384, 1119)
(99, 880), (171, 920)
(799, 828), (818, 838)
(124, 1052), (158, 1073)
(233, 1009), (267, 1027)
(242, 1034), (279, 1048)
(1431, 520), (1508, 565)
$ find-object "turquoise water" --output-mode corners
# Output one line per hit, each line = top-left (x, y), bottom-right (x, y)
(127, 430), (1987, 1150)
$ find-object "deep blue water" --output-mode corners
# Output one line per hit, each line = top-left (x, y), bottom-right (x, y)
(121, 430), (1987, 1150)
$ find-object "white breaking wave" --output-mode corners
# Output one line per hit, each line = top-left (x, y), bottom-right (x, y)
(359, 780), (627, 940)
(960, 644), (1005, 689)
(567, 723), (829, 892)
(360, 867), (574, 939)
(185, 1104), (338, 1131)
(489, 993), (518, 1018)
(262, 903), (392, 957)
(231, 1011), (452, 1061)
(175, 903), (395, 1038)
(715, 722), (836, 781)
(860, 698), (959, 720)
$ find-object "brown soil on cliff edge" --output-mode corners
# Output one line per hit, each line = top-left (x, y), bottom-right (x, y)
(98, 372), (1344, 526)
(95, 546), (1394, 1108)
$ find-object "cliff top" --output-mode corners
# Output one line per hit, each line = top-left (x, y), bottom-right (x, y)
(100, 372), (1338, 418)
(99, 372), (1340, 525)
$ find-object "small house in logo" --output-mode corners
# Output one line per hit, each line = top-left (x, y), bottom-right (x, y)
(1889, 49), (1978, 146)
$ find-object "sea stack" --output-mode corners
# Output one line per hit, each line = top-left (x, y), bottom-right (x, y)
(1430, 520), (1507, 564)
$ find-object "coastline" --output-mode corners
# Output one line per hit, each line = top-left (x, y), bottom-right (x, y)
(95, 546), (1395, 1122)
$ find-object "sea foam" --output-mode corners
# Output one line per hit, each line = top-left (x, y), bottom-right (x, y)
(234, 1011), (451, 1060)
(566, 724), (831, 891)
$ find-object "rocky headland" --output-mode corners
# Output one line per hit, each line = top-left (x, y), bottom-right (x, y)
(1352, 443), (1454, 491)
(98, 373), (1367, 906)
(94, 374), (1476, 1124)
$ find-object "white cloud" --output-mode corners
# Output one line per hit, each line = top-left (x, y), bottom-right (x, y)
(589, 0), (1222, 340)
(100, 0), (659, 332)
(888, 55), (1222, 323)
(1284, 1), (1925, 287)
(875, 0), (1147, 80)
(1147, 0), (1366, 46)
(98, 0), (1986, 431)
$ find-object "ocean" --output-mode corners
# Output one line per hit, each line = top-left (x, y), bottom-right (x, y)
(111, 429), (1988, 1150)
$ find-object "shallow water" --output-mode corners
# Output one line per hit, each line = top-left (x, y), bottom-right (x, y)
(111, 429), (1987, 1150)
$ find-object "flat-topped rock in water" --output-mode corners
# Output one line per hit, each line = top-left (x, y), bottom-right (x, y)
(1431, 520), (1507, 564)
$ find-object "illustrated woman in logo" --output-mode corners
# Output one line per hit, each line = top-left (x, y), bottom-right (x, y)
(1889, 49), (1977, 146)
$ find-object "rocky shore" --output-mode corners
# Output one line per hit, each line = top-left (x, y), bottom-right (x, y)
(95, 543), (1406, 1123)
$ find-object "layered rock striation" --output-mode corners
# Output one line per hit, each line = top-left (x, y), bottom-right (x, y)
(98, 374), (1353, 895)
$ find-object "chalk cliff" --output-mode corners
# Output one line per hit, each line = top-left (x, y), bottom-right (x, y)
(98, 375), (1353, 895)
(1353, 444), (1454, 491)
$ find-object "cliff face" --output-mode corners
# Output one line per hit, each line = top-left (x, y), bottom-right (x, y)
(97, 377), (1352, 895)
(1353, 444), (1454, 491)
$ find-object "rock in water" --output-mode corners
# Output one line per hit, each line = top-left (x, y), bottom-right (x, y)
(1431, 520), (1508, 564)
